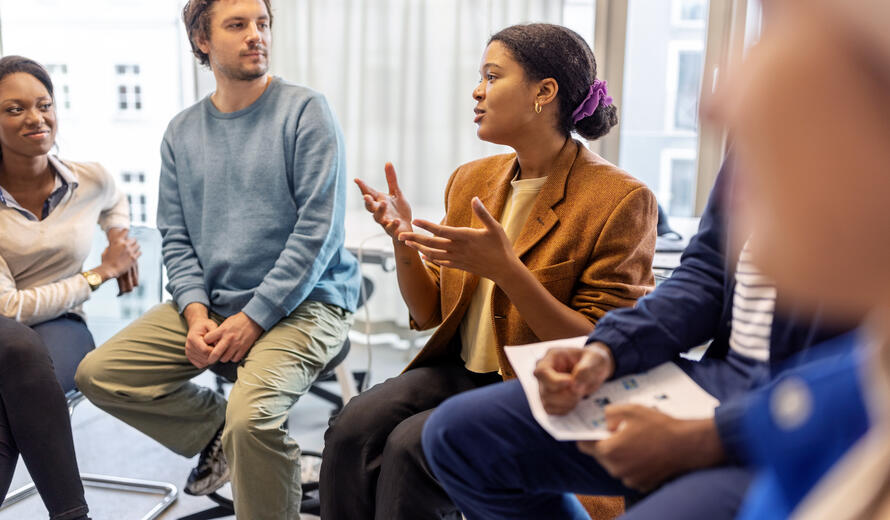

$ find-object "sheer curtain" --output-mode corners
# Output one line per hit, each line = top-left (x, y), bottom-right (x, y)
(272, 0), (573, 212)
(270, 1), (593, 327)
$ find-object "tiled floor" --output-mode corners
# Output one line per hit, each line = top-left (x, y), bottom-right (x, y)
(1, 341), (414, 520)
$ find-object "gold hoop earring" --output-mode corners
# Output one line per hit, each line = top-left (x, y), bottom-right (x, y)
(534, 101), (542, 114)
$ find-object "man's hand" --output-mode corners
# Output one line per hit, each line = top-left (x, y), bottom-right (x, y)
(534, 343), (615, 414)
(184, 307), (218, 369)
(577, 405), (724, 492)
(204, 312), (264, 364)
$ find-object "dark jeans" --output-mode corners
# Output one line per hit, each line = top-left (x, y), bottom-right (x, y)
(319, 361), (501, 520)
(423, 377), (753, 520)
(0, 316), (91, 520)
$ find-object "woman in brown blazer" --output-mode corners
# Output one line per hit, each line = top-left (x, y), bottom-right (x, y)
(320, 23), (657, 520)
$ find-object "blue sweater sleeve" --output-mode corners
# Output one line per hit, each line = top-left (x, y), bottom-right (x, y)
(157, 128), (210, 312)
(588, 159), (732, 377)
(241, 95), (348, 330)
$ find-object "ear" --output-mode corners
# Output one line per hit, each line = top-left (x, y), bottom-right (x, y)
(196, 34), (211, 56)
(535, 78), (559, 108)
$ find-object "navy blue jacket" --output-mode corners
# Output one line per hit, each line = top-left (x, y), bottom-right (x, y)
(587, 158), (846, 461)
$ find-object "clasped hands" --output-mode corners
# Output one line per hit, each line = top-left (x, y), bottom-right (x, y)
(184, 305), (263, 369)
(535, 345), (701, 492)
(355, 162), (520, 283)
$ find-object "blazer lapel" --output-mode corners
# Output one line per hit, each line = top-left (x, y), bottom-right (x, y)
(513, 139), (580, 259)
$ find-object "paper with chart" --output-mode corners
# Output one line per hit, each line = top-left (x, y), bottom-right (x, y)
(505, 337), (721, 441)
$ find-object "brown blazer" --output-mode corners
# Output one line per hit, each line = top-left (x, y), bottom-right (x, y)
(405, 138), (657, 377)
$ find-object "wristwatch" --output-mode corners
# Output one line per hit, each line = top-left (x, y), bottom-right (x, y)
(82, 270), (103, 291)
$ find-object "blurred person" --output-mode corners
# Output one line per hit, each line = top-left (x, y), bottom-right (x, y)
(320, 22), (658, 520)
(74, 1), (361, 519)
(0, 54), (140, 520)
(705, 0), (890, 518)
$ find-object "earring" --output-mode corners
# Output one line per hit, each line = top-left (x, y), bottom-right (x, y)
(534, 101), (542, 114)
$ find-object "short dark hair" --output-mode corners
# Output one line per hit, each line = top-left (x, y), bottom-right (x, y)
(182, 0), (274, 67)
(490, 23), (618, 140)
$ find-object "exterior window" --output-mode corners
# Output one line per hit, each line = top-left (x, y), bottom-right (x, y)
(672, 0), (707, 27)
(115, 64), (142, 112)
(45, 64), (71, 109)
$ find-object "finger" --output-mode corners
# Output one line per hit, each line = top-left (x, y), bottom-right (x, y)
(398, 232), (452, 250)
(355, 178), (381, 199)
(363, 193), (382, 212)
(231, 345), (249, 363)
(384, 162), (403, 197)
(204, 327), (222, 345)
(571, 350), (607, 395)
(373, 200), (389, 223)
(220, 343), (237, 363)
(576, 440), (598, 457)
(411, 219), (463, 240)
(403, 240), (449, 261)
(603, 404), (639, 431)
(471, 197), (500, 230)
(207, 338), (229, 365)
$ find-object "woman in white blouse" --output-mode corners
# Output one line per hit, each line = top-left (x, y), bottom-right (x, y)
(0, 55), (139, 520)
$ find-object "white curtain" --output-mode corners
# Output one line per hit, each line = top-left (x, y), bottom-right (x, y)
(271, 1), (593, 327)
(272, 0), (567, 212)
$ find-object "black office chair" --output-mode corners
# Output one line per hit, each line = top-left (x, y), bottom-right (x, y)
(1, 390), (179, 520)
(180, 277), (373, 519)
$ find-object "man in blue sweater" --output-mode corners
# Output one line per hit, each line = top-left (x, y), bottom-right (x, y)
(75, 1), (360, 518)
(421, 157), (847, 519)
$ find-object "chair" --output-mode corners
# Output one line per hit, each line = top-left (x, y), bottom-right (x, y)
(181, 277), (373, 519)
(1, 391), (179, 520)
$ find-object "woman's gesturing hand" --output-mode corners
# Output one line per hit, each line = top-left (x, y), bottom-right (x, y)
(400, 197), (520, 284)
(355, 162), (414, 240)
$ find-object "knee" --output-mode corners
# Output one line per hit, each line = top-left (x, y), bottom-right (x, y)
(0, 323), (48, 373)
(382, 416), (425, 469)
(422, 395), (476, 469)
(74, 350), (103, 396)
(324, 392), (380, 449)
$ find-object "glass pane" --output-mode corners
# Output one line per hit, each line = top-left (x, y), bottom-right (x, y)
(618, 0), (709, 219)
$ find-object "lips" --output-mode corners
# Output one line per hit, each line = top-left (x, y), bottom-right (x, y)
(474, 108), (485, 123)
(23, 129), (50, 138)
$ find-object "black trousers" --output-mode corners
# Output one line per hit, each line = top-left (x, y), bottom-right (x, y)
(0, 316), (90, 520)
(319, 360), (501, 520)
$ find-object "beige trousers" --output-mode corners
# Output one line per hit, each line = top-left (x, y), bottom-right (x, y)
(75, 300), (352, 520)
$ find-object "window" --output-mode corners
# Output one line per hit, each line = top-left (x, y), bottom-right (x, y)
(115, 63), (143, 112)
(666, 42), (704, 133)
(659, 149), (697, 217)
(45, 63), (71, 109)
(120, 170), (150, 225)
(617, 0), (709, 217)
(672, 0), (707, 27)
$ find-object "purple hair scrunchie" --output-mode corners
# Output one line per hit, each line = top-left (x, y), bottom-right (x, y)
(571, 79), (613, 124)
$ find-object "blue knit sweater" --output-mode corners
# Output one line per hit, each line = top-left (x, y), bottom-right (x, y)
(157, 77), (360, 329)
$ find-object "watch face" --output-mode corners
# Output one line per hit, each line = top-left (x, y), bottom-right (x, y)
(86, 272), (102, 287)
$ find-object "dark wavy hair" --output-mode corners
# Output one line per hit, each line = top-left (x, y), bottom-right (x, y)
(490, 23), (618, 140)
(182, 0), (274, 67)
(0, 56), (55, 160)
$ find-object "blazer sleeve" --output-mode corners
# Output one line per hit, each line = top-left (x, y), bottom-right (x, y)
(571, 184), (657, 324)
(408, 167), (458, 331)
(588, 159), (733, 378)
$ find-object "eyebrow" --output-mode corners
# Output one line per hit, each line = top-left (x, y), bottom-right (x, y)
(482, 63), (504, 70)
(220, 15), (269, 24)
(0, 96), (51, 104)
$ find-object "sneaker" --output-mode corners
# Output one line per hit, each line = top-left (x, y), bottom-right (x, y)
(184, 425), (230, 496)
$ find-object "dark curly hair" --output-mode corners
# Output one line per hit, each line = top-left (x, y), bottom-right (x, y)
(490, 23), (618, 140)
(182, 0), (274, 67)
